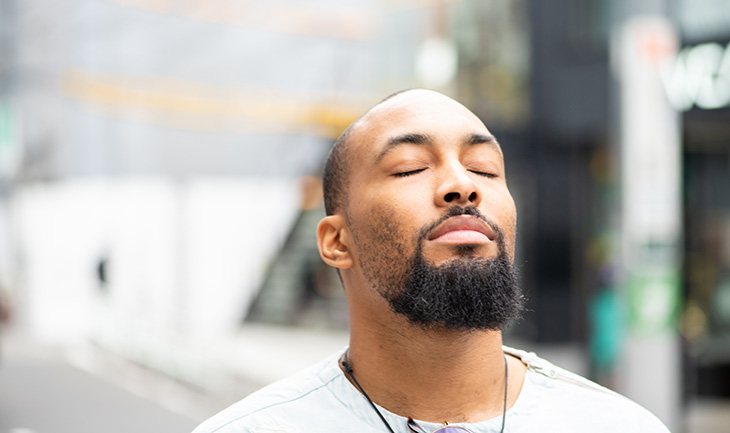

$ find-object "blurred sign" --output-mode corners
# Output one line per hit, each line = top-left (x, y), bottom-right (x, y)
(661, 41), (730, 111)
(626, 267), (680, 335)
(618, 18), (682, 253)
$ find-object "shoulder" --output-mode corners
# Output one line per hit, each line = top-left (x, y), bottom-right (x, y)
(192, 352), (347, 433)
(504, 346), (670, 433)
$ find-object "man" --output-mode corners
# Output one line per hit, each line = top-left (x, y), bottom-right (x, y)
(193, 89), (669, 433)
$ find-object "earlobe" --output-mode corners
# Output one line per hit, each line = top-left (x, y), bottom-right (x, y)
(317, 215), (353, 269)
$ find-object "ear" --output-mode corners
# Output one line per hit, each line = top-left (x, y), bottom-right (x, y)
(317, 215), (353, 269)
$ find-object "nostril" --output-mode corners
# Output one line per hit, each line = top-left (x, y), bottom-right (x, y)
(468, 192), (478, 202)
(444, 192), (460, 202)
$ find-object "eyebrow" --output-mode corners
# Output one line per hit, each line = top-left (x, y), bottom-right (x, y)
(375, 132), (501, 163)
(467, 133), (499, 147)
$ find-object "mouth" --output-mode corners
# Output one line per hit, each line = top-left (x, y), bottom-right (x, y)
(427, 215), (496, 244)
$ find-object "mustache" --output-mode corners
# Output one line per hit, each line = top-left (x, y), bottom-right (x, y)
(418, 205), (504, 243)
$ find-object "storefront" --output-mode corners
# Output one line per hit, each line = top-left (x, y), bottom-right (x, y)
(667, 1), (730, 398)
(677, 51), (730, 397)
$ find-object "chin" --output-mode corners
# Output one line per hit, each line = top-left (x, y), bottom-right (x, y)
(453, 243), (482, 256)
(424, 243), (495, 263)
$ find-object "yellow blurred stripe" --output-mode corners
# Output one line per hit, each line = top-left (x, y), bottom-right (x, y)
(60, 70), (365, 138)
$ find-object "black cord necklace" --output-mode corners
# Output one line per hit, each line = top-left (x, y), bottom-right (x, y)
(341, 350), (508, 433)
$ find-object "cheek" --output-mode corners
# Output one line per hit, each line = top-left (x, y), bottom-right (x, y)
(348, 200), (411, 257)
(501, 197), (518, 260)
(351, 185), (417, 233)
(484, 189), (517, 254)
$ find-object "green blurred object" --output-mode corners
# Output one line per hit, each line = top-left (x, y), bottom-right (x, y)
(626, 267), (680, 336)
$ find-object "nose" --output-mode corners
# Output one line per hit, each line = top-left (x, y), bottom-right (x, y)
(435, 164), (482, 207)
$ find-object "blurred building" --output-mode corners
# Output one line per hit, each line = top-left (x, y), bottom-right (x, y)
(0, 0), (380, 385)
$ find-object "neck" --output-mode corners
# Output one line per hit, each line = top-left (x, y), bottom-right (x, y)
(345, 314), (517, 423)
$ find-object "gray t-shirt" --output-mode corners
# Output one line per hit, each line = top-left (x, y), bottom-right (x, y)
(193, 347), (670, 433)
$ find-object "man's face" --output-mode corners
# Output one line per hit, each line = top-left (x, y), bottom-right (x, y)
(342, 90), (521, 330)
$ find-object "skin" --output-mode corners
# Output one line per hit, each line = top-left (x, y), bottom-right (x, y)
(317, 89), (527, 423)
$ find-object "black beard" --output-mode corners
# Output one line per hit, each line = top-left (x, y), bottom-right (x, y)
(382, 208), (524, 331)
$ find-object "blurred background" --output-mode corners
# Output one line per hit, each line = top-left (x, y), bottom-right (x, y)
(0, 0), (728, 432)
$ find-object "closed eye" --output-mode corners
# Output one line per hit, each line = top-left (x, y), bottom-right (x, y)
(393, 168), (426, 177)
(469, 170), (497, 178)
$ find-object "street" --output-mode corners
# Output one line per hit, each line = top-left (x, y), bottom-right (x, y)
(0, 325), (350, 433)
(0, 342), (200, 433)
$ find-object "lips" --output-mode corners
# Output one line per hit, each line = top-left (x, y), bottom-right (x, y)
(427, 215), (496, 243)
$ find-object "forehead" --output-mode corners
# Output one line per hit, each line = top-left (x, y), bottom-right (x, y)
(349, 90), (494, 161)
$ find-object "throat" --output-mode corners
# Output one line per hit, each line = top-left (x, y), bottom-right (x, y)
(341, 344), (511, 425)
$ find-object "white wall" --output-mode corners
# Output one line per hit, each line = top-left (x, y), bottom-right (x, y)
(11, 178), (299, 349)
